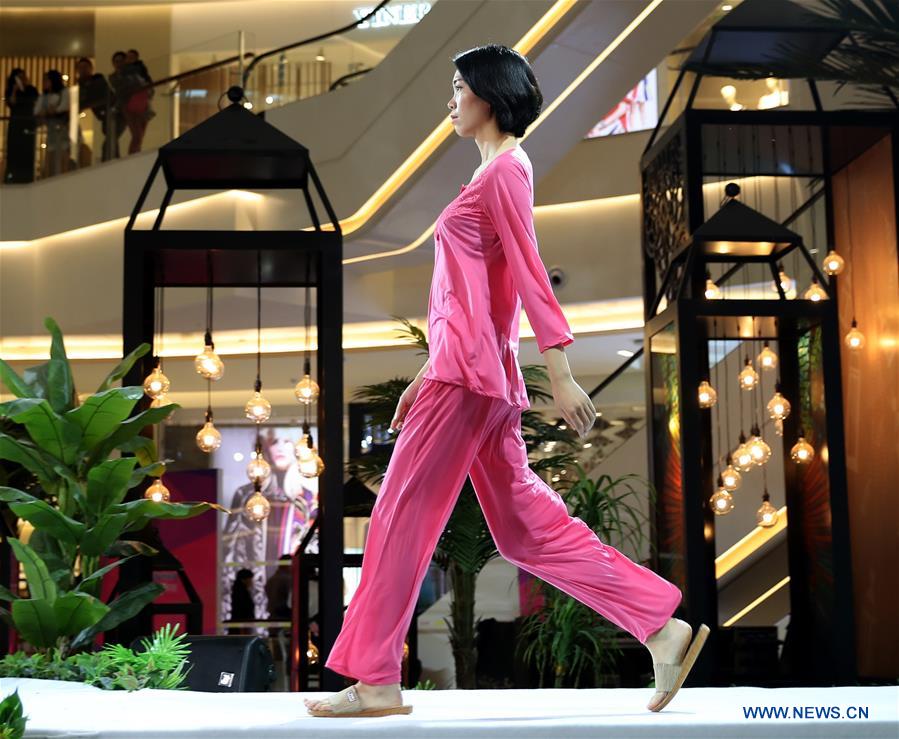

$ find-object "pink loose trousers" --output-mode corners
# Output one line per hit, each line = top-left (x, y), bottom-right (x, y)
(324, 377), (683, 685)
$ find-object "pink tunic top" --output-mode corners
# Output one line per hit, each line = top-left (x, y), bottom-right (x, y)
(422, 146), (574, 410)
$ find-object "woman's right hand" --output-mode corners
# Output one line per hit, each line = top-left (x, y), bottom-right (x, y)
(390, 378), (422, 432)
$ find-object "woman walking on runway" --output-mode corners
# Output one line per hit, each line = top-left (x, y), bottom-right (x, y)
(305, 43), (708, 718)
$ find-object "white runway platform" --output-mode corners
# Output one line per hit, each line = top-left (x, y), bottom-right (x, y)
(3, 678), (897, 738)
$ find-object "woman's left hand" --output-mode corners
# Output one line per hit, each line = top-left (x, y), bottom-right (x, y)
(551, 376), (596, 439)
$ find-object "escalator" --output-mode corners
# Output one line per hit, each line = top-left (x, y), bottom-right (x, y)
(1, 0), (720, 250)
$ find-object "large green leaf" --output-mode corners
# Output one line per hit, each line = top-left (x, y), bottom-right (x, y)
(7, 500), (86, 546)
(88, 405), (179, 468)
(8, 538), (57, 603)
(27, 530), (73, 590)
(0, 358), (31, 398)
(95, 343), (151, 394)
(109, 499), (228, 533)
(80, 514), (129, 557)
(0, 399), (81, 465)
(0, 433), (58, 486)
(44, 317), (75, 413)
(67, 387), (144, 453)
(53, 591), (110, 637)
(11, 598), (59, 647)
(86, 458), (138, 514)
(127, 462), (166, 489)
(75, 553), (138, 592)
(0, 584), (19, 602)
(70, 582), (164, 649)
(105, 540), (159, 558)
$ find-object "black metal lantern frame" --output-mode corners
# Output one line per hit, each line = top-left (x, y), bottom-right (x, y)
(120, 92), (346, 692)
(639, 106), (897, 688)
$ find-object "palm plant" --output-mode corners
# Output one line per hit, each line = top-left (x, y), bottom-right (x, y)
(516, 468), (657, 688)
(347, 316), (579, 688)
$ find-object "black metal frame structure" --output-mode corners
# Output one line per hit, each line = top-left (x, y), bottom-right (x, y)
(640, 101), (898, 687)
(119, 97), (347, 691)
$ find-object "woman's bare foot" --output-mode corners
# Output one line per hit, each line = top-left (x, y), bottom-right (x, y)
(643, 617), (692, 711)
(304, 680), (403, 714)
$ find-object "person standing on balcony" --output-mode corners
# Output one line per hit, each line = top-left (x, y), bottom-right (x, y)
(76, 57), (119, 163)
(304, 43), (707, 718)
(33, 70), (71, 177)
(120, 48), (155, 155)
(3, 69), (39, 183)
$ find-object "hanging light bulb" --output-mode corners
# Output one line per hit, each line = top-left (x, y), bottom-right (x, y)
(756, 489), (779, 527)
(710, 476), (734, 515)
(698, 379), (717, 408)
(732, 432), (754, 472)
(757, 342), (778, 371)
(307, 630), (320, 665)
(195, 332), (225, 380)
(772, 263), (793, 296)
(245, 391), (272, 422)
(721, 464), (742, 491)
(296, 430), (325, 478)
(704, 271), (722, 300)
(844, 319), (866, 350)
(196, 409), (222, 453)
(822, 250), (845, 275)
(738, 356), (759, 391)
(246, 440), (271, 484)
(747, 423), (772, 465)
(150, 392), (173, 409)
(143, 362), (170, 399)
(294, 357), (320, 405)
(245, 479), (271, 522)
(767, 384), (791, 420)
(790, 432), (814, 463)
(144, 477), (170, 503)
(803, 276), (829, 302)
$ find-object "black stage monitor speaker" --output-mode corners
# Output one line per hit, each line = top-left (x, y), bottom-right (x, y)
(130, 634), (277, 692)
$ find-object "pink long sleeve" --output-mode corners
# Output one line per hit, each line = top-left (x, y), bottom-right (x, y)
(481, 157), (574, 353)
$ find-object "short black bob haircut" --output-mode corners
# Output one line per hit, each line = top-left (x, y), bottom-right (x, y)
(451, 44), (543, 138)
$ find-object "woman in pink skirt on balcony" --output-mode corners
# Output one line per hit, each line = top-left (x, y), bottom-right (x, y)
(305, 43), (707, 719)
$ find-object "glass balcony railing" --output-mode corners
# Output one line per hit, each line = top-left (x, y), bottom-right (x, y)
(1, 0), (435, 185)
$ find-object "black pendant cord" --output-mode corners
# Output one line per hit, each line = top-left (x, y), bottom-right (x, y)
(723, 325), (732, 459)
(303, 257), (313, 443)
(205, 250), (215, 348)
(757, 324), (766, 433)
(713, 320), (723, 473)
(255, 248), (262, 393)
(159, 274), (165, 372)
(844, 158), (858, 323)
(206, 377), (213, 424)
(804, 124), (816, 283)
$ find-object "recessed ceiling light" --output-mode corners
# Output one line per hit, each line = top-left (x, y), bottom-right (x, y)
(617, 349), (635, 357)
(722, 4), (733, 10)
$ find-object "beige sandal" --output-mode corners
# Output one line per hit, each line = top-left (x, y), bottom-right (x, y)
(307, 685), (413, 718)
(648, 623), (709, 712)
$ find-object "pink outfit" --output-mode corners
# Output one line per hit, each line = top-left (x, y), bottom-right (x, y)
(422, 146), (574, 410)
(324, 147), (682, 686)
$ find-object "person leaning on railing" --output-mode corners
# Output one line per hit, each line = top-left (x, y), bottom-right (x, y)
(3, 68), (39, 183)
(76, 56), (121, 163)
(33, 69), (72, 178)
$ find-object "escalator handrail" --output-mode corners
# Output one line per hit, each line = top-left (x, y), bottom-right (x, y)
(240, 0), (392, 89)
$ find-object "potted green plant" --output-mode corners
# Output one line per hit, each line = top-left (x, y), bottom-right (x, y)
(516, 468), (656, 688)
(0, 317), (226, 660)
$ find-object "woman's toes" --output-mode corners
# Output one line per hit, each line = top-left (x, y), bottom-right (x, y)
(647, 690), (666, 710)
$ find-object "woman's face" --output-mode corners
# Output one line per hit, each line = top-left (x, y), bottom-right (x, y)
(447, 71), (491, 137)
(266, 434), (296, 471)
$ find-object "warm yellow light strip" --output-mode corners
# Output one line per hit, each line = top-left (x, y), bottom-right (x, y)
(0, 297), (644, 363)
(715, 506), (788, 579)
(722, 576), (790, 627)
(0, 190), (264, 251)
(343, 0), (666, 264)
